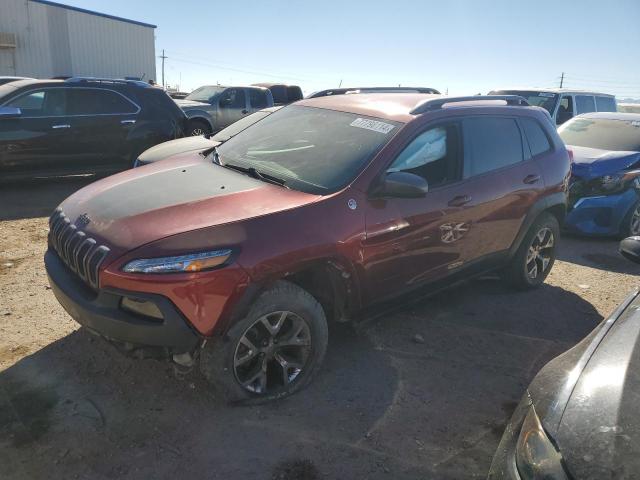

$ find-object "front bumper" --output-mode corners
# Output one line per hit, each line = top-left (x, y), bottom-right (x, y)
(487, 394), (531, 479)
(45, 249), (201, 354)
(565, 188), (639, 236)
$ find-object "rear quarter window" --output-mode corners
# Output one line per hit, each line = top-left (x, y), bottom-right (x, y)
(463, 117), (524, 178)
(520, 117), (552, 157)
(249, 89), (268, 109)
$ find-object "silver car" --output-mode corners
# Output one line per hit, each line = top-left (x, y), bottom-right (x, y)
(175, 85), (274, 136)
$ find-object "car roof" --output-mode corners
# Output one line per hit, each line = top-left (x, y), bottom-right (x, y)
(0, 78), (152, 90)
(296, 93), (539, 123)
(197, 84), (269, 91)
(493, 87), (615, 97)
(577, 112), (640, 120)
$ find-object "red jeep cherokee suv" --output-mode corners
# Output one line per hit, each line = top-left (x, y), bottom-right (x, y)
(45, 94), (570, 402)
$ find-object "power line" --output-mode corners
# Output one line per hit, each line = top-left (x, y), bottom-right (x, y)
(563, 72), (640, 84)
(163, 50), (320, 83)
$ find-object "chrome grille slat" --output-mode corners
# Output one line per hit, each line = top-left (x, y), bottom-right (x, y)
(48, 210), (109, 290)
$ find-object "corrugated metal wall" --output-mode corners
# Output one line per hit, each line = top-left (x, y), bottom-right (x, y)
(0, 0), (156, 80)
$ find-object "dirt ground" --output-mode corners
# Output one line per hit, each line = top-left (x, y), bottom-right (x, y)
(0, 178), (638, 480)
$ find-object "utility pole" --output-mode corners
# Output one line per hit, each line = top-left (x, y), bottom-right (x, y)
(159, 49), (168, 87)
(559, 72), (564, 88)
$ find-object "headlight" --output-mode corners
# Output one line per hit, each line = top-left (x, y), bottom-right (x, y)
(591, 170), (640, 195)
(515, 406), (569, 480)
(122, 249), (232, 273)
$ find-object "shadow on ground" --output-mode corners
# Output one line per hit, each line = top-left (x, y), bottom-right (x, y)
(0, 278), (602, 480)
(0, 177), (97, 221)
(557, 233), (637, 275)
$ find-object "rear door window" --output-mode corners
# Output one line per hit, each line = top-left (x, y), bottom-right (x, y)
(67, 89), (138, 115)
(248, 89), (268, 109)
(575, 95), (596, 114)
(462, 117), (524, 178)
(520, 117), (552, 157)
(595, 96), (616, 112)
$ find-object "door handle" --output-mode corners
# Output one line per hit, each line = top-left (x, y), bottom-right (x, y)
(120, 119), (136, 125)
(52, 124), (70, 129)
(448, 195), (472, 207)
(523, 174), (541, 184)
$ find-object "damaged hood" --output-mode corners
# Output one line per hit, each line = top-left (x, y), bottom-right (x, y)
(570, 145), (640, 179)
(58, 155), (319, 259)
(137, 136), (219, 165)
(174, 99), (211, 109)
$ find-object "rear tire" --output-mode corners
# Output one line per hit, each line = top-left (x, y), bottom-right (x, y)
(503, 213), (559, 290)
(200, 281), (328, 404)
(187, 119), (212, 136)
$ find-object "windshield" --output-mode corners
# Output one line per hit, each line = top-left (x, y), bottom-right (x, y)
(559, 117), (640, 151)
(212, 110), (274, 142)
(491, 90), (559, 114)
(185, 86), (226, 103)
(216, 105), (401, 194)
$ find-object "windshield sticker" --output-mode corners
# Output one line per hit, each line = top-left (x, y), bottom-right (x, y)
(539, 93), (555, 97)
(350, 118), (395, 134)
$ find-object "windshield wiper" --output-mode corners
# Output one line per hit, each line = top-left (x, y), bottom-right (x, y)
(223, 163), (288, 188)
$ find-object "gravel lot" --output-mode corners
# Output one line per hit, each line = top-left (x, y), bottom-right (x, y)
(0, 178), (637, 480)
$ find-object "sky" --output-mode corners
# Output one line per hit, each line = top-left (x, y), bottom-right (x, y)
(59, 0), (640, 99)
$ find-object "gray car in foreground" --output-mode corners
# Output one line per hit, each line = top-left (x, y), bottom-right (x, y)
(489, 236), (640, 479)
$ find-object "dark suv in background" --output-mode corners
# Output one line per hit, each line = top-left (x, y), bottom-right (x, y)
(45, 94), (570, 402)
(0, 77), (187, 179)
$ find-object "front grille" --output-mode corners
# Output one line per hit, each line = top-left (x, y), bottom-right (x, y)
(49, 208), (110, 289)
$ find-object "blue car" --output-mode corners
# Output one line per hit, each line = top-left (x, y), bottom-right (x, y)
(559, 112), (640, 236)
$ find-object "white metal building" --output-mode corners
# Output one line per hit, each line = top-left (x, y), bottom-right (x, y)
(0, 0), (156, 81)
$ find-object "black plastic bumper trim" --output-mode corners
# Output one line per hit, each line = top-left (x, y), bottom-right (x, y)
(45, 249), (200, 354)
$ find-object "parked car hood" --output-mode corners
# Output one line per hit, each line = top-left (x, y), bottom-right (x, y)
(528, 291), (640, 479)
(570, 145), (640, 179)
(137, 136), (219, 164)
(174, 99), (210, 108)
(58, 155), (320, 259)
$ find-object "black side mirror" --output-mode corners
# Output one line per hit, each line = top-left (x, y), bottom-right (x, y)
(620, 236), (640, 264)
(0, 106), (22, 118)
(373, 171), (429, 198)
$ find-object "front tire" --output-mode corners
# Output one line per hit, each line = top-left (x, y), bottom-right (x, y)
(621, 199), (640, 238)
(186, 119), (212, 136)
(504, 213), (559, 290)
(200, 281), (328, 404)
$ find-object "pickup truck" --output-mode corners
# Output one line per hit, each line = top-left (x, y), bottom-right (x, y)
(176, 85), (274, 136)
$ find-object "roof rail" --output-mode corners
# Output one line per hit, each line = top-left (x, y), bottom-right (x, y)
(64, 77), (150, 88)
(308, 86), (441, 98)
(410, 95), (529, 115)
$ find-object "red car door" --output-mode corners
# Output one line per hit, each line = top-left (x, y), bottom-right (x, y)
(361, 114), (544, 304)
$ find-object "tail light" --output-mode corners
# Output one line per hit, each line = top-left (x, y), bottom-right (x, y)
(567, 148), (574, 163)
